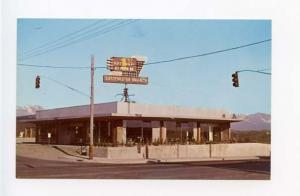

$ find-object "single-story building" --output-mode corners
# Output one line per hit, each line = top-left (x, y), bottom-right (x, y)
(16, 114), (36, 142)
(17, 102), (241, 146)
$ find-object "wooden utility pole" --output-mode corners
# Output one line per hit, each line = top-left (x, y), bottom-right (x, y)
(89, 55), (95, 160)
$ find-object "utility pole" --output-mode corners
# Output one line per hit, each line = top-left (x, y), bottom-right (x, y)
(89, 55), (95, 160)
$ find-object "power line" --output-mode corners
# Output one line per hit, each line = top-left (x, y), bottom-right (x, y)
(18, 63), (106, 69)
(237, 69), (271, 75)
(19, 20), (138, 61)
(256, 68), (271, 72)
(19, 20), (127, 60)
(43, 75), (90, 98)
(17, 39), (271, 70)
(21, 20), (106, 56)
(144, 39), (271, 65)
(20, 20), (119, 58)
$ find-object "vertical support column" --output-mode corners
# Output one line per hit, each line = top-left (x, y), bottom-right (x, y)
(151, 121), (160, 143)
(208, 125), (213, 142)
(97, 121), (101, 145)
(24, 128), (28, 138)
(192, 122), (197, 142)
(122, 120), (127, 144)
(53, 124), (57, 144)
(221, 130), (224, 141)
(86, 121), (90, 144)
(56, 121), (60, 145)
(140, 121), (144, 141)
(197, 122), (201, 143)
(160, 121), (166, 144)
(112, 121), (117, 146)
(107, 120), (111, 138)
(113, 120), (127, 145)
(176, 121), (182, 144)
(220, 125), (224, 141)
(228, 127), (231, 141)
(36, 125), (39, 143)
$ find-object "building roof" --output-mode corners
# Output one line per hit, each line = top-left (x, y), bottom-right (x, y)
(18, 102), (241, 123)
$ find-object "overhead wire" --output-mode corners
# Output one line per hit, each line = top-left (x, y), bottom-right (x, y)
(19, 20), (118, 58)
(19, 20), (138, 61)
(237, 69), (271, 75)
(42, 75), (90, 98)
(21, 20), (106, 56)
(17, 39), (271, 70)
(144, 39), (271, 66)
(255, 68), (271, 72)
(17, 63), (106, 69)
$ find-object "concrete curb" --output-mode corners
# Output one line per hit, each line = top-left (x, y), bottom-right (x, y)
(71, 156), (262, 164)
(147, 156), (260, 164)
(17, 154), (264, 164)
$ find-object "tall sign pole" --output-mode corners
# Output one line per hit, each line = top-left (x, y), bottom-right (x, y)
(89, 55), (94, 160)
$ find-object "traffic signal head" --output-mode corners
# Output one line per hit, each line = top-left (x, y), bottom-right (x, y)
(232, 72), (239, 87)
(35, 75), (40, 88)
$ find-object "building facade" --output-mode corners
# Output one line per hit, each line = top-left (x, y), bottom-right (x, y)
(17, 102), (240, 146)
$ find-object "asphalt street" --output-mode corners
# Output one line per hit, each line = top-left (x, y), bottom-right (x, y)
(16, 156), (270, 179)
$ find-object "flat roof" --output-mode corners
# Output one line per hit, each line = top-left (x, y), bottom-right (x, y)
(18, 102), (242, 123)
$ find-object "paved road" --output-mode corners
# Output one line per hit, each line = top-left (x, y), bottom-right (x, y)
(16, 156), (270, 179)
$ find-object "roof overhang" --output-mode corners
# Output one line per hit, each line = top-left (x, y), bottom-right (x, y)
(18, 112), (242, 123)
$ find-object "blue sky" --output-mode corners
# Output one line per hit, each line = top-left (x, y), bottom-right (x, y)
(17, 19), (271, 115)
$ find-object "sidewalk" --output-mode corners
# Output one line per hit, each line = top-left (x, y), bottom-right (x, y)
(16, 144), (262, 164)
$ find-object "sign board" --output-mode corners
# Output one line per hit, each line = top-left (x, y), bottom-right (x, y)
(108, 65), (137, 72)
(107, 57), (144, 73)
(103, 75), (148, 85)
(108, 57), (137, 67)
(104, 56), (148, 85)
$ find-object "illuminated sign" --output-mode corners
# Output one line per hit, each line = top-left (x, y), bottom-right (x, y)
(109, 57), (137, 66)
(108, 66), (137, 72)
(104, 56), (148, 85)
(103, 75), (148, 85)
(107, 57), (144, 72)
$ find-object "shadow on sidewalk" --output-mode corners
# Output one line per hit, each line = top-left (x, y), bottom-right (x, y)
(52, 146), (89, 160)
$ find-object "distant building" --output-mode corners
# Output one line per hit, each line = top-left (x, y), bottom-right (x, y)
(16, 102), (241, 145)
(16, 114), (36, 143)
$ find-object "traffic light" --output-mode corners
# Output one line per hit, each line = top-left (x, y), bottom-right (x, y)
(232, 72), (239, 87)
(35, 75), (40, 88)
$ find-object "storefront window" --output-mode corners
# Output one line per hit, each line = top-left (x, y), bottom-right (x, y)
(125, 120), (152, 144)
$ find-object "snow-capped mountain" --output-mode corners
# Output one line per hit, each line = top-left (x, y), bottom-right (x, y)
(231, 113), (271, 131)
(16, 105), (44, 116)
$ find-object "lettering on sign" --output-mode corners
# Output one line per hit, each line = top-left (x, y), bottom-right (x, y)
(103, 75), (148, 85)
(108, 66), (137, 72)
(108, 57), (137, 67)
(104, 56), (148, 85)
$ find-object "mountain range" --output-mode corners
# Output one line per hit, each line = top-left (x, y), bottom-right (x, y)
(231, 113), (271, 131)
(16, 105), (44, 116)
